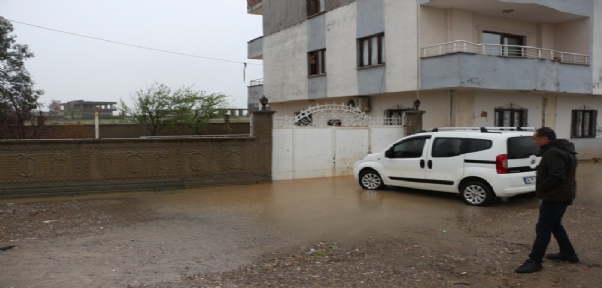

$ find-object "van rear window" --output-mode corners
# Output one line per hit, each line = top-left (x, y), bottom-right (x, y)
(507, 136), (539, 159)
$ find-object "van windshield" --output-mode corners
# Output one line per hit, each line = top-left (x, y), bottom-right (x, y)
(507, 136), (540, 159)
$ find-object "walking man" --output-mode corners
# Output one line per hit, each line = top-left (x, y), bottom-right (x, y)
(515, 127), (579, 273)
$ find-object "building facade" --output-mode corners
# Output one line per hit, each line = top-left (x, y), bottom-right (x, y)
(61, 100), (117, 119)
(247, 0), (602, 159)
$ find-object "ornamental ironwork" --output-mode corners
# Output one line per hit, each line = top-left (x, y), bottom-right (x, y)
(274, 103), (406, 128)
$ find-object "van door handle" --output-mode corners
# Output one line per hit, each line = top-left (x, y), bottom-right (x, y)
(428, 160), (433, 169)
(420, 159), (425, 169)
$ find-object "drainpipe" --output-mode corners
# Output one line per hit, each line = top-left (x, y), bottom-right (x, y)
(94, 110), (99, 139)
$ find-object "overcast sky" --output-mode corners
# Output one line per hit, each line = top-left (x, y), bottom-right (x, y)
(1, 0), (264, 109)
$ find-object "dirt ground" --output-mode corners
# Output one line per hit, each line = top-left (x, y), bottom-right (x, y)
(1, 162), (601, 288)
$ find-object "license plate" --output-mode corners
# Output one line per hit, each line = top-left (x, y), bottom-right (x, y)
(523, 177), (536, 184)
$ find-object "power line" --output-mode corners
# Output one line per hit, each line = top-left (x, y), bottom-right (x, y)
(7, 19), (263, 66)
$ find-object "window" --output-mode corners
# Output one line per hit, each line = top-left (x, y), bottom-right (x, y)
(307, 0), (325, 16)
(388, 138), (427, 159)
(507, 137), (540, 159)
(571, 109), (598, 138)
(465, 139), (492, 154)
(384, 105), (412, 125)
(494, 107), (528, 127)
(308, 49), (326, 76)
(432, 138), (463, 158)
(482, 31), (525, 57)
(358, 33), (385, 67)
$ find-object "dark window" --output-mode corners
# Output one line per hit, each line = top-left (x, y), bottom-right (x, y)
(389, 138), (427, 159)
(432, 138), (463, 158)
(358, 33), (385, 67)
(571, 109), (598, 138)
(465, 139), (493, 154)
(307, 0), (325, 16)
(507, 136), (540, 159)
(308, 49), (326, 76)
(494, 108), (528, 127)
(482, 31), (525, 57)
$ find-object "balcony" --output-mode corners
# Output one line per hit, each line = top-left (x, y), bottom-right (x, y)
(247, 0), (263, 15)
(247, 78), (264, 111)
(420, 41), (592, 94)
(247, 36), (263, 59)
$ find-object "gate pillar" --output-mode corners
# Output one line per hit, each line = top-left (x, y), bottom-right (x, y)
(404, 110), (425, 135)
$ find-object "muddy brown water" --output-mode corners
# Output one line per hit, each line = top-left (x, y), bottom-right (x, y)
(0, 162), (600, 287)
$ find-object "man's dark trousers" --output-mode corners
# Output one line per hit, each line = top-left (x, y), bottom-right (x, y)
(529, 200), (576, 262)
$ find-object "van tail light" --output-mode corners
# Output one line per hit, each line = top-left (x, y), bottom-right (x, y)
(496, 154), (509, 174)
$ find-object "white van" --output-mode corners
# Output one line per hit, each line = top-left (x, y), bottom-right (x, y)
(353, 127), (541, 206)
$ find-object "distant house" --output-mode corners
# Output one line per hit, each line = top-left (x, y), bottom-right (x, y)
(61, 100), (117, 119)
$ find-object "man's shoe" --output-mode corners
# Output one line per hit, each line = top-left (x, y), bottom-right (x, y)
(515, 259), (543, 273)
(546, 253), (579, 263)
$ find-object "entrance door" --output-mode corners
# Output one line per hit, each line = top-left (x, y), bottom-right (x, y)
(381, 136), (431, 189)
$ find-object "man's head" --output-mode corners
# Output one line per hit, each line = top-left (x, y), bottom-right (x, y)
(533, 127), (557, 147)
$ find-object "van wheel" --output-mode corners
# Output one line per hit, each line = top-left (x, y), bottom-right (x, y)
(460, 181), (495, 206)
(359, 170), (385, 190)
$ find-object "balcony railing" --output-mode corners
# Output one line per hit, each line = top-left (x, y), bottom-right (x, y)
(250, 78), (263, 86)
(422, 40), (590, 65)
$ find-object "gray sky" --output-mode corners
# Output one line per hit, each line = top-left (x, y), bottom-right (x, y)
(1, 0), (263, 109)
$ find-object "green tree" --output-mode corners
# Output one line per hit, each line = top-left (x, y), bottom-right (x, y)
(120, 83), (174, 136)
(120, 83), (229, 136)
(171, 86), (228, 135)
(0, 16), (44, 139)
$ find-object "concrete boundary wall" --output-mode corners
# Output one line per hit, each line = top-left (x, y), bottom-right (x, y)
(0, 112), (274, 198)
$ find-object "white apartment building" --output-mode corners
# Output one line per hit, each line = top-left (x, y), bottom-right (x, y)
(247, 0), (602, 159)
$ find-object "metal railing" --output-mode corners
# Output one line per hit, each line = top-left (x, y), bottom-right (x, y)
(422, 40), (590, 65)
(140, 134), (250, 139)
(249, 78), (264, 86)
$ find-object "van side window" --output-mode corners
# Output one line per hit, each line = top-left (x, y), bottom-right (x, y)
(466, 139), (493, 154)
(390, 138), (427, 158)
(432, 138), (463, 158)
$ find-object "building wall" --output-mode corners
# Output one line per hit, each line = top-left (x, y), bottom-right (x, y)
(384, 0), (419, 93)
(592, 0), (602, 94)
(326, 3), (359, 98)
(263, 23), (308, 103)
(0, 112), (273, 197)
(554, 18), (590, 55)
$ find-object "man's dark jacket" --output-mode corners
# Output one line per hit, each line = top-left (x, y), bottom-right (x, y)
(536, 139), (577, 202)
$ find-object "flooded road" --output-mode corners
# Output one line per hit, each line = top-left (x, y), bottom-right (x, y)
(1, 163), (600, 287)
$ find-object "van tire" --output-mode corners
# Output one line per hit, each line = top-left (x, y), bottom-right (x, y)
(460, 181), (495, 206)
(359, 170), (386, 190)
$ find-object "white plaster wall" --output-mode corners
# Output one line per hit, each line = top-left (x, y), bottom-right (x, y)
(554, 18), (590, 55)
(263, 23), (308, 103)
(325, 3), (359, 98)
(472, 91), (543, 128)
(592, 0), (602, 94)
(449, 9), (473, 42)
(420, 6), (447, 46)
(537, 23), (555, 49)
(384, 0), (418, 92)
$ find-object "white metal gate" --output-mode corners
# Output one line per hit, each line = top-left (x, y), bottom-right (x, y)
(273, 104), (406, 180)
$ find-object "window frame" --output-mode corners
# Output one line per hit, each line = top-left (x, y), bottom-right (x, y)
(307, 0), (325, 17)
(571, 109), (598, 138)
(482, 31), (525, 57)
(308, 49), (326, 76)
(358, 33), (385, 68)
(494, 108), (528, 127)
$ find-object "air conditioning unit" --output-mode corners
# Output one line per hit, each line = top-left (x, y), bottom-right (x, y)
(347, 97), (370, 112)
